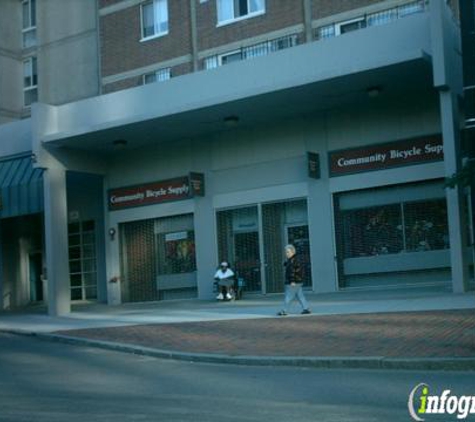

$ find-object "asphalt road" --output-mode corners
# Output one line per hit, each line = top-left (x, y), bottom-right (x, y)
(0, 332), (473, 422)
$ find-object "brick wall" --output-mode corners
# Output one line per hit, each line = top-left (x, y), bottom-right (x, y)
(311, 0), (384, 20)
(100, 0), (192, 77)
(197, 0), (305, 51)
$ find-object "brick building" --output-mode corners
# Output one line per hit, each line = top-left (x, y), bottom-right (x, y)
(0, 0), (472, 315)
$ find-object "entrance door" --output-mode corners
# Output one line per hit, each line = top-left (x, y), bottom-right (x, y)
(234, 231), (261, 292)
(29, 252), (43, 302)
(286, 225), (312, 287)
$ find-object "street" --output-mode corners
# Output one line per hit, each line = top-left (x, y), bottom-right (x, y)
(0, 332), (473, 422)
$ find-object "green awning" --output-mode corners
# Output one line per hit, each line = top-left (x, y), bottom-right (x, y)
(0, 154), (44, 218)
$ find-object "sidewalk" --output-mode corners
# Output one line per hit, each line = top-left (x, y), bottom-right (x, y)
(1, 288), (475, 370)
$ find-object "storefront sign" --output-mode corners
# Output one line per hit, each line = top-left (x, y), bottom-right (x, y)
(307, 152), (321, 179)
(329, 135), (444, 177)
(165, 231), (188, 242)
(108, 174), (204, 210)
(189, 172), (205, 197)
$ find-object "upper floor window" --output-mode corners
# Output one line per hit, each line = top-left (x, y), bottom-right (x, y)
(141, 0), (169, 40)
(217, 0), (265, 25)
(143, 68), (171, 84)
(22, 0), (37, 48)
(23, 57), (38, 107)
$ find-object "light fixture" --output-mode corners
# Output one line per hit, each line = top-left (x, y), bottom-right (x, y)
(223, 115), (239, 127)
(109, 228), (116, 240)
(113, 139), (128, 149)
(366, 86), (382, 98)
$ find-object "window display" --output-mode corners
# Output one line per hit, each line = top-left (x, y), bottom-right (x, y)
(159, 231), (196, 275)
(341, 199), (449, 258)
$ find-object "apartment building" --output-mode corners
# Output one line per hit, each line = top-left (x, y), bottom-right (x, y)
(0, 0), (472, 316)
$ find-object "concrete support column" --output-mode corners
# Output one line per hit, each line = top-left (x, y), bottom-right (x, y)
(307, 181), (337, 293)
(440, 90), (470, 293)
(43, 166), (71, 315)
(194, 193), (218, 300)
(190, 0), (199, 72)
(303, 0), (313, 43)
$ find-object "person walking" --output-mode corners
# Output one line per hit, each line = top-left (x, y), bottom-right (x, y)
(277, 244), (311, 316)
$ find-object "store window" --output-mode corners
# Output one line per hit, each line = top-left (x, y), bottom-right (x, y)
(341, 199), (449, 258)
(156, 230), (196, 275)
(334, 182), (451, 288)
(141, 0), (168, 40)
(68, 220), (97, 301)
(120, 214), (197, 302)
(217, 0), (265, 25)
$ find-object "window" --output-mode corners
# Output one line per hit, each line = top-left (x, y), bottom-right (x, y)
(22, 0), (36, 48)
(143, 68), (171, 84)
(141, 0), (168, 40)
(158, 231), (196, 275)
(217, 0), (265, 25)
(339, 199), (449, 259)
(367, 9), (397, 27)
(69, 221), (98, 301)
(23, 57), (38, 107)
(335, 17), (366, 35)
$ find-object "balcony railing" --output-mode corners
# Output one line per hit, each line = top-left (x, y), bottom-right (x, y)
(203, 34), (300, 70)
(315, 0), (427, 40)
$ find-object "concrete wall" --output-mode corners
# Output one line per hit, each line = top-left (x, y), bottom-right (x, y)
(0, 0), (22, 123)
(37, 0), (100, 105)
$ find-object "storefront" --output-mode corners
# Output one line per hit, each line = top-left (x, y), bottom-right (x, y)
(108, 174), (204, 303)
(120, 213), (197, 302)
(334, 180), (451, 287)
(216, 199), (311, 294)
(329, 134), (472, 289)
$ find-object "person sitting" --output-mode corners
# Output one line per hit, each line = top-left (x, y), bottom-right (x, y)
(214, 262), (235, 301)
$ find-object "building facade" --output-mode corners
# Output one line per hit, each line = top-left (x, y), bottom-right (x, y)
(0, 0), (472, 315)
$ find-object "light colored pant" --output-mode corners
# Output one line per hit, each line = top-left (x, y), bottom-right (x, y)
(282, 283), (309, 312)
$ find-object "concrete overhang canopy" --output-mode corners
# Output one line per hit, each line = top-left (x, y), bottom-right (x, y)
(39, 11), (435, 153)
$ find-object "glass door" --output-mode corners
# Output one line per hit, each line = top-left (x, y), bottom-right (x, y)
(217, 206), (263, 293)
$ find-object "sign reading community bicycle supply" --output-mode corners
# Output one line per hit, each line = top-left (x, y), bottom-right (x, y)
(108, 173), (204, 210)
(329, 134), (444, 177)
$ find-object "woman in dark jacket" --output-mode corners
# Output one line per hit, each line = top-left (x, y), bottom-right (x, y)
(277, 244), (311, 316)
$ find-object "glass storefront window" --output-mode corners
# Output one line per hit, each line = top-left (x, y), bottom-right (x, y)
(157, 231), (196, 275)
(404, 199), (449, 251)
(342, 205), (403, 258)
(340, 198), (449, 258)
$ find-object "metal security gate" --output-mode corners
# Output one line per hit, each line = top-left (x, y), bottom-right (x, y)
(120, 214), (197, 302)
(334, 181), (452, 289)
(216, 199), (311, 294)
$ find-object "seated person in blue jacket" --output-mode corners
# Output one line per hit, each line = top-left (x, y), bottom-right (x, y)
(214, 261), (235, 300)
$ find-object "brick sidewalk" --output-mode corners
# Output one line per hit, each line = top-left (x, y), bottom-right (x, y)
(57, 309), (475, 358)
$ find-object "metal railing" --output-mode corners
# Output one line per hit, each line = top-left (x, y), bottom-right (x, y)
(204, 33), (299, 70)
(315, 0), (428, 40)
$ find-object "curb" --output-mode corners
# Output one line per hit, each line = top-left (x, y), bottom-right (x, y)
(4, 329), (475, 371)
